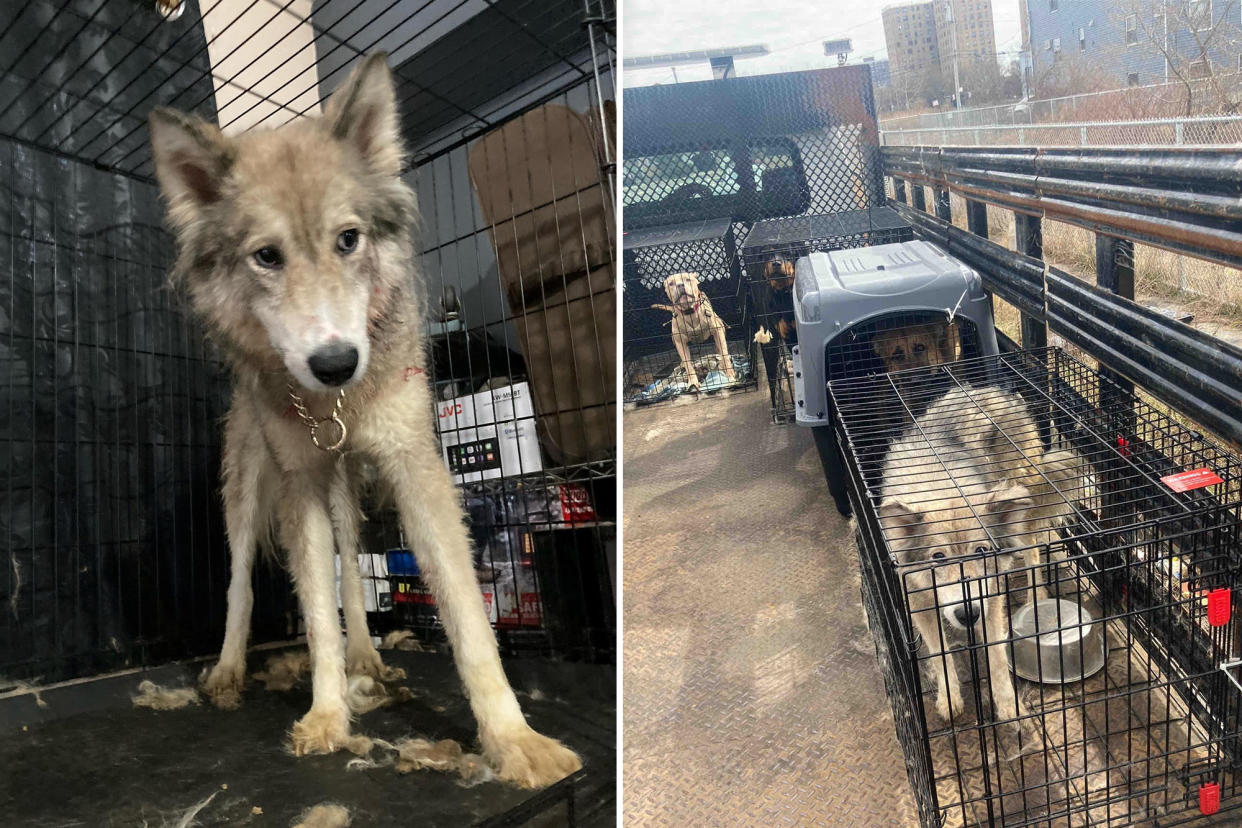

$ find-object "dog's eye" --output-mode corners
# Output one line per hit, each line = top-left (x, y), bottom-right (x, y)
(337, 228), (359, 254)
(914, 343), (927, 354)
(931, 551), (946, 559)
(253, 246), (283, 269)
(975, 546), (989, 555)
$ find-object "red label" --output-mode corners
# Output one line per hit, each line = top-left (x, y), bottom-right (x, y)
(1208, 589), (1232, 627)
(1116, 436), (1130, 457)
(1161, 468), (1223, 493)
(1200, 782), (1220, 815)
(558, 484), (598, 523)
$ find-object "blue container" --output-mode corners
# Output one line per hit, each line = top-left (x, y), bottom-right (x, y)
(387, 548), (419, 576)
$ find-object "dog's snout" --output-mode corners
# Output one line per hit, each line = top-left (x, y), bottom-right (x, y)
(953, 604), (980, 627)
(307, 342), (359, 386)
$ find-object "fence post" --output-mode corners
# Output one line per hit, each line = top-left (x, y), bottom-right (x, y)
(965, 198), (988, 238)
(893, 178), (907, 204)
(1095, 233), (1137, 525)
(934, 187), (951, 222)
(912, 183), (927, 212)
(1175, 121), (1184, 145)
(1080, 125), (1088, 146)
(1014, 212), (1047, 350)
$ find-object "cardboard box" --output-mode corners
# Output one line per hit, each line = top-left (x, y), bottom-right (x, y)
(437, 382), (543, 484)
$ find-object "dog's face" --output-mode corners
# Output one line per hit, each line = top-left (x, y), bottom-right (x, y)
(872, 322), (954, 374)
(664, 272), (703, 312)
(881, 484), (1032, 631)
(764, 256), (795, 291)
(149, 53), (416, 392)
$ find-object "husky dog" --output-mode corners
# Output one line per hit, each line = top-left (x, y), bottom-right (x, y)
(148, 53), (580, 787)
(877, 386), (1080, 723)
(656, 272), (736, 390)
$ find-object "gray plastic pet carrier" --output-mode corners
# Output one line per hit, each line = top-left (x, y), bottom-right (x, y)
(790, 240), (1000, 514)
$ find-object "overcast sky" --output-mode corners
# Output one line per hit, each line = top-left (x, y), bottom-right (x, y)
(622, 0), (1022, 87)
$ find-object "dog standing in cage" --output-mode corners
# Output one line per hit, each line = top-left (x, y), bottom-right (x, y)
(877, 387), (1080, 724)
(147, 53), (579, 787)
(655, 271), (737, 390)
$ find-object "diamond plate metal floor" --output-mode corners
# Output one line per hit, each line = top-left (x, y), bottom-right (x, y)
(622, 392), (920, 826)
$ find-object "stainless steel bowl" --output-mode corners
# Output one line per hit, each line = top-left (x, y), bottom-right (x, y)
(1010, 598), (1106, 684)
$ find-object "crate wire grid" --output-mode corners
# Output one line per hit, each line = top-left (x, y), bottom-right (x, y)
(621, 218), (758, 407)
(832, 347), (1242, 827)
(1, 0), (616, 689)
(621, 67), (902, 414)
(0, 0), (606, 180)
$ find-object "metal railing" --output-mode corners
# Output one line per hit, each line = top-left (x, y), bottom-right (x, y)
(881, 143), (1242, 447)
(882, 115), (1242, 147)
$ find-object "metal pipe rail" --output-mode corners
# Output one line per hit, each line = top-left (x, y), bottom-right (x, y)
(882, 145), (1242, 270)
(888, 199), (1242, 448)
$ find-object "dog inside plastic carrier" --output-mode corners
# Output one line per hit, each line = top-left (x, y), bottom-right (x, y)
(833, 346), (1242, 827)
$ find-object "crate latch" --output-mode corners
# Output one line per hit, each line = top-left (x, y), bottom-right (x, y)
(1208, 588), (1232, 627)
(1200, 781), (1220, 815)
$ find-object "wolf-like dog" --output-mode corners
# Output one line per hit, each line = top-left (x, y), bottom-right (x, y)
(871, 321), (957, 375)
(148, 53), (580, 787)
(877, 386), (1080, 724)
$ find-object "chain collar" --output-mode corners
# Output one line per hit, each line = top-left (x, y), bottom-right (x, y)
(287, 386), (348, 452)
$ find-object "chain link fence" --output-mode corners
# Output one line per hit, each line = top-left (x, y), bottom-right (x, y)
(882, 114), (1242, 147)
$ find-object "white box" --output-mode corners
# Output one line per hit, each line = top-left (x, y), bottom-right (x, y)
(436, 382), (543, 484)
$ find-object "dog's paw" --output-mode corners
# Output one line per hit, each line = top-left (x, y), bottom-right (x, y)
(346, 645), (406, 683)
(200, 661), (245, 710)
(289, 707), (366, 756)
(484, 726), (582, 789)
(934, 690), (964, 723)
(990, 691), (1022, 724)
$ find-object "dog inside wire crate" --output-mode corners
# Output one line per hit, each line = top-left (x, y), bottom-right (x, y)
(832, 347), (1242, 827)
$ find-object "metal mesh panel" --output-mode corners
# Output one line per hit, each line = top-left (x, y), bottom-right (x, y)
(622, 66), (885, 233)
(832, 347), (1242, 827)
(0, 0), (616, 692)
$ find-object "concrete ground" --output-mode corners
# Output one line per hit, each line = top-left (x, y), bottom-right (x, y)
(622, 390), (920, 826)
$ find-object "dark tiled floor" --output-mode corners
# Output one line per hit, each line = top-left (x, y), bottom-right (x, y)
(622, 391), (920, 826)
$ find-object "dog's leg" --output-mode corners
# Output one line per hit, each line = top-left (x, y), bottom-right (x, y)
(912, 605), (962, 722)
(711, 318), (736, 381)
(280, 472), (357, 756)
(374, 410), (581, 788)
(985, 589), (1021, 723)
(201, 407), (264, 710)
(329, 463), (404, 683)
(673, 328), (699, 390)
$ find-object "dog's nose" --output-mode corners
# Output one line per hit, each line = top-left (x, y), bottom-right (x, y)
(307, 342), (359, 386)
(953, 604), (980, 627)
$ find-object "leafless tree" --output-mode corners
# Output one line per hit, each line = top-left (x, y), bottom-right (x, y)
(1115, 0), (1242, 115)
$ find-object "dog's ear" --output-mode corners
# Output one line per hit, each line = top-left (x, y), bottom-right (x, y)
(880, 499), (924, 538)
(984, 483), (1034, 531)
(148, 108), (232, 226)
(325, 52), (404, 177)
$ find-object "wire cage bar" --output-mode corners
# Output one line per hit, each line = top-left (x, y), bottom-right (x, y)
(832, 346), (1242, 827)
(1, 0), (617, 692)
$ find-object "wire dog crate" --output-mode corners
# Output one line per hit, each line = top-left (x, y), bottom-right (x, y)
(740, 207), (915, 422)
(621, 218), (756, 407)
(1, 0), (615, 823)
(833, 347), (1242, 827)
(621, 65), (887, 412)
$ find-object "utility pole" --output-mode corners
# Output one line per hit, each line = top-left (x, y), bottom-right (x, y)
(945, 0), (962, 108)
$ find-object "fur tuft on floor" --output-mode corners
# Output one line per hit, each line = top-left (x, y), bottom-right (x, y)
(252, 651), (310, 692)
(133, 680), (200, 711)
(292, 803), (351, 828)
(377, 630), (426, 652)
(348, 737), (493, 787)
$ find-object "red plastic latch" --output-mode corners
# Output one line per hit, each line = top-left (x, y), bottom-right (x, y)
(1200, 782), (1221, 815)
(1208, 589), (1232, 627)
(1116, 435), (1130, 457)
